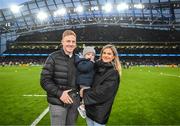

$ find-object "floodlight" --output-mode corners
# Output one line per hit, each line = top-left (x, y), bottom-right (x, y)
(91, 6), (99, 11)
(75, 6), (83, 13)
(10, 5), (20, 13)
(54, 8), (66, 17)
(5, 22), (11, 27)
(37, 11), (48, 21)
(117, 3), (129, 11)
(102, 3), (112, 13)
(134, 3), (144, 9)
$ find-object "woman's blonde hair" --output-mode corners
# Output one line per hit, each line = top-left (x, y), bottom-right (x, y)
(100, 44), (122, 76)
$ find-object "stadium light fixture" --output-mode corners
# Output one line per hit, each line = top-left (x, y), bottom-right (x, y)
(102, 3), (113, 13)
(117, 3), (129, 11)
(5, 22), (11, 27)
(91, 6), (99, 11)
(10, 5), (21, 13)
(75, 6), (83, 13)
(37, 11), (48, 21)
(134, 3), (144, 9)
(54, 8), (66, 17)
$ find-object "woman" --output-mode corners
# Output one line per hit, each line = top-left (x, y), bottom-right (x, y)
(80, 44), (121, 126)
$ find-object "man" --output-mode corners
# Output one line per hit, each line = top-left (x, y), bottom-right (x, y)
(40, 30), (80, 126)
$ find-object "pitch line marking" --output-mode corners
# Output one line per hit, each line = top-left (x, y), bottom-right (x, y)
(160, 72), (180, 78)
(22, 94), (46, 97)
(30, 107), (49, 126)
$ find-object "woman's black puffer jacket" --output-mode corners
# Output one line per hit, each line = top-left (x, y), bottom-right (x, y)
(83, 60), (120, 124)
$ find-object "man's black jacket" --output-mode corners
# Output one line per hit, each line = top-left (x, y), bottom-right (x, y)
(40, 48), (78, 106)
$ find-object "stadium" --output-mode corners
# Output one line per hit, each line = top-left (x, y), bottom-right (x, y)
(0, 0), (180, 125)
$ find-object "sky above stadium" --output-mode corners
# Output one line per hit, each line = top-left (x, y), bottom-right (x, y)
(0, 0), (28, 9)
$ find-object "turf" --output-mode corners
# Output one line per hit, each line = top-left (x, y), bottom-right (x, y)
(0, 66), (179, 125)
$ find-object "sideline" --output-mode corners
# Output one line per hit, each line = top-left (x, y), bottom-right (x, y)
(160, 72), (180, 78)
(22, 94), (46, 97)
(30, 107), (49, 126)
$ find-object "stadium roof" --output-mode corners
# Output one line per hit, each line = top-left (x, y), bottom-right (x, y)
(0, 0), (180, 36)
(0, 0), (28, 9)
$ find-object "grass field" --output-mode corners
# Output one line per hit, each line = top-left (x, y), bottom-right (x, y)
(0, 66), (180, 125)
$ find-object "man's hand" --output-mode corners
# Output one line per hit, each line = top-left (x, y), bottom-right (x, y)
(80, 88), (84, 97)
(60, 89), (73, 104)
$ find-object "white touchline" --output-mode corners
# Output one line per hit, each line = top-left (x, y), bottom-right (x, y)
(23, 94), (46, 97)
(30, 107), (49, 126)
(160, 72), (180, 78)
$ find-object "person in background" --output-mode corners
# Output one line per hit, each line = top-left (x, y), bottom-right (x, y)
(80, 44), (121, 126)
(40, 30), (80, 126)
(75, 46), (96, 118)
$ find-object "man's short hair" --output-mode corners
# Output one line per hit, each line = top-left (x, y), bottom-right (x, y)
(62, 30), (76, 39)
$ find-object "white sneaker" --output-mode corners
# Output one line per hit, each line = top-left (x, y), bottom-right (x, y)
(77, 105), (86, 118)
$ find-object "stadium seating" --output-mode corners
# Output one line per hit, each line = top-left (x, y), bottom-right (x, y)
(1, 40), (179, 66)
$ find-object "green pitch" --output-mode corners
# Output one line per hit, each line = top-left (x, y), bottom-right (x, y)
(0, 66), (179, 125)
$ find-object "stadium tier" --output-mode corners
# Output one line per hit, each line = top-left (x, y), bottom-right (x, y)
(0, 39), (180, 66)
